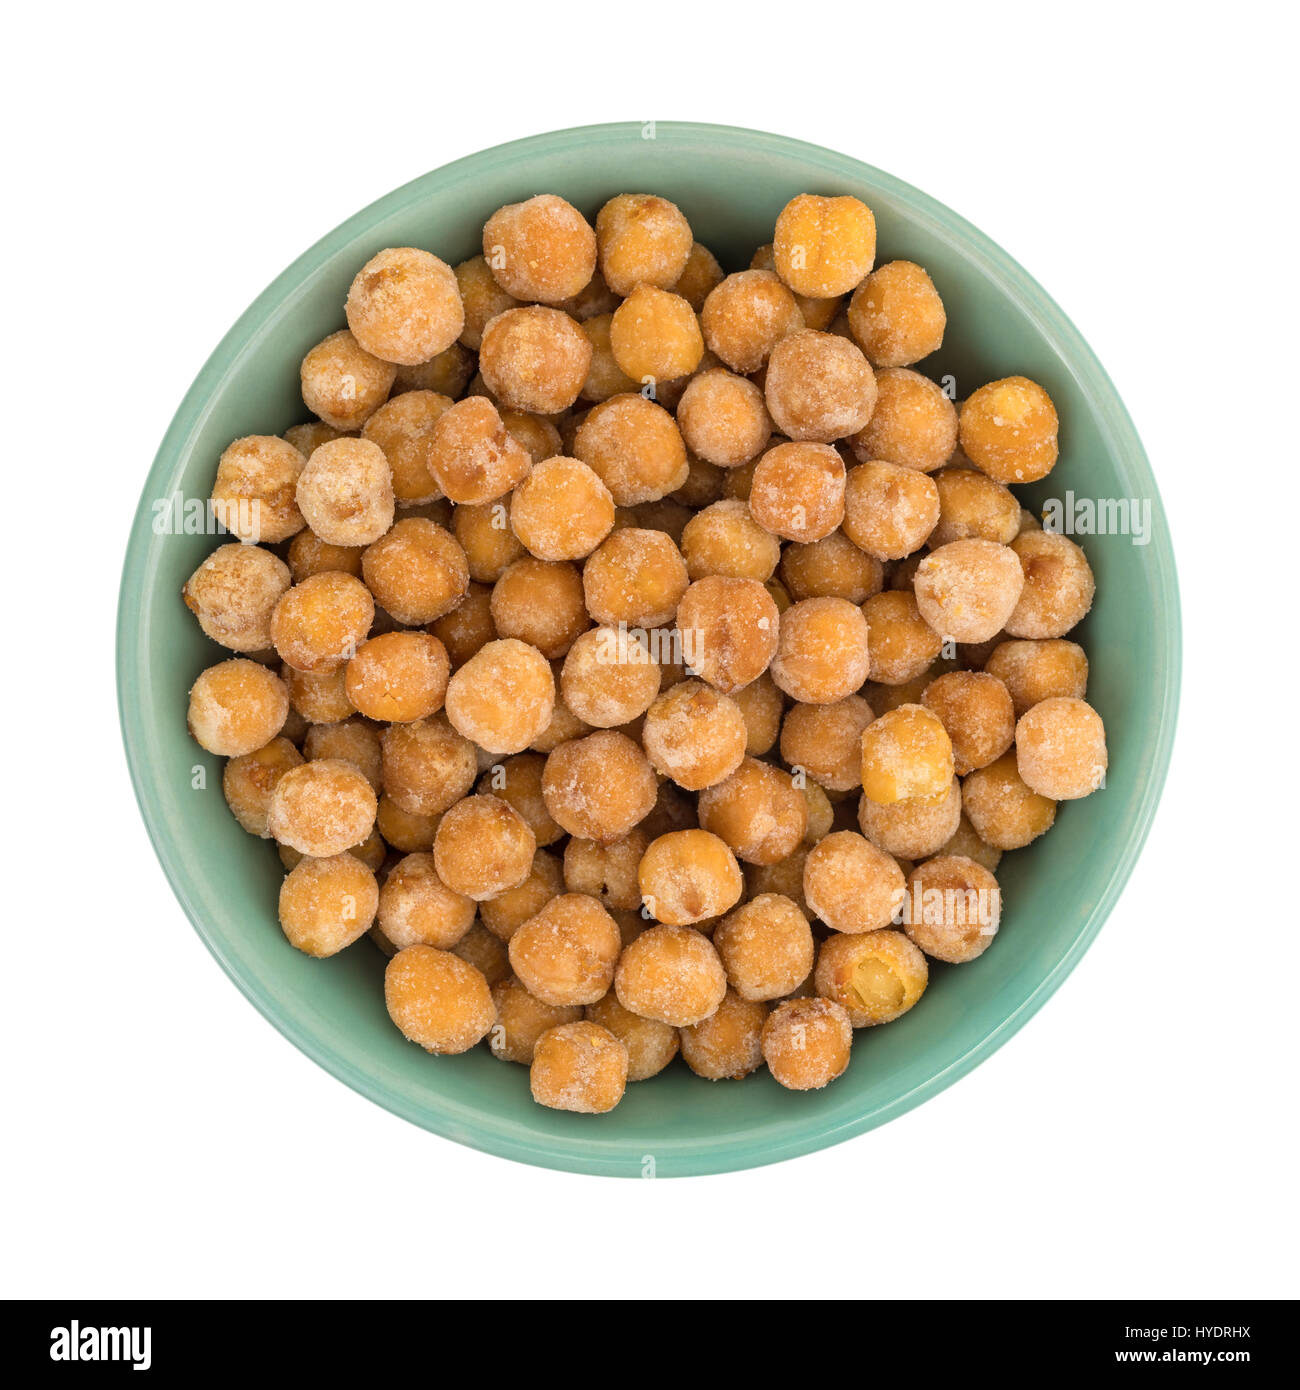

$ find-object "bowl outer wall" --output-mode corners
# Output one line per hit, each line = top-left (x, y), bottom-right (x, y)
(116, 122), (1181, 1178)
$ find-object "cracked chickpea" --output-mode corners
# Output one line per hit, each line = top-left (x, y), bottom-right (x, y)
(815, 929), (927, 1026)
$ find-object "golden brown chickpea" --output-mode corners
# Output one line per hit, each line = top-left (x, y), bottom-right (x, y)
(860, 703), (954, 804)
(764, 331), (876, 444)
(293, 438), (394, 549)
(380, 712), (477, 816)
(451, 920), (511, 985)
(579, 313), (639, 403)
(268, 758), (377, 857)
(1004, 531), (1096, 638)
(530, 1020), (629, 1112)
(698, 757), (807, 865)
(922, 671), (1015, 775)
(671, 241), (725, 311)
(984, 638), (1088, 717)
(582, 527), (688, 628)
(375, 796), (439, 852)
(482, 193), (596, 304)
(345, 247), (463, 366)
(721, 456), (758, 501)
(861, 590), (942, 686)
(394, 341), (475, 399)
(542, 730), (657, 842)
(675, 576), (779, 693)
(714, 893), (814, 1002)
(610, 284), (703, 384)
(815, 929), (927, 1026)
(361, 517), (469, 626)
(849, 367), (956, 473)
(342, 631), (448, 724)
(377, 852), (475, 950)
(453, 255), (519, 352)
(637, 829), (744, 927)
(433, 793), (535, 901)
(779, 531), (883, 604)
(858, 774), (962, 860)
(672, 453), (727, 509)
(359, 390), (452, 505)
(680, 499), (781, 582)
(528, 684), (592, 754)
(479, 849), (564, 943)
(626, 498), (693, 543)
(901, 856), (1002, 963)
(222, 737), (304, 837)
(509, 456), (614, 561)
(680, 990), (768, 1080)
(914, 538), (1025, 644)
(452, 500), (524, 583)
(584, 993), (678, 1081)
(842, 459), (940, 560)
(770, 596), (871, 703)
(731, 672), (784, 756)
(490, 977), (583, 1065)
(750, 242), (841, 331)
(614, 924), (727, 1027)
(701, 270), (805, 373)
(286, 530), (364, 584)
(211, 435), (307, 544)
(427, 396), (532, 505)
(930, 466), (1020, 547)
(641, 680), (747, 791)
(748, 441), (847, 542)
(596, 193), (694, 297)
(187, 659), (289, 757)
(300, 329), (396, 432)
(429, 583), (497, 668)
(282, 663), (355, 725)
(444, 637), (556, 755)
(183, 543), (291, 652)
(284, 420), (347, 457)
(802, 831), (904, 933)
(936, 813), (1003, 873)
(774, 194), (877, 298)
(762, 996), (853, 1090)
(573, 394), (689, 504)
(675, 367), (773, 468)
(962, 751), (1057, 849)
(559, 626), (660, 729)
(301, 718), (382, 793)
(502, 411), (562, 465)
(562, 830), (648, 912)
(507, 893), (623, 1006)
(478, 305), (592, 415)
(279, 852), (378, 957)
(486, 557), (586, 659)
(781, 695), (874, 793)
(385, 945), (495, 1054)
(847, 261), (945, 367)
(959, 376), (1059, 483)
(479, 752), (563, 847)
(1015, 696), (1107, 800)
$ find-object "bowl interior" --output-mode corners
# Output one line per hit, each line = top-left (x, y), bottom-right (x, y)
(117, 123), (1179, 1177)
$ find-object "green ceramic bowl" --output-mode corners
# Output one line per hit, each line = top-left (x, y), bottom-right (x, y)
(117, 122), (1180, 1177)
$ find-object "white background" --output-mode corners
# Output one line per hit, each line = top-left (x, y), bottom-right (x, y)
(4, 1), (1296, 1301)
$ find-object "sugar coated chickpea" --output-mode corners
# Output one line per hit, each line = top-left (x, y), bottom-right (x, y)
(675, 576), (779, 693)
(698, 758), (807, 865)
(746, 441), (845, 544)
(762, 997), (853, 1090)
(427, 395), (532, 505)
(680, 990), (768, 1080)
(803, 831), (904, 933)
(959, 375), (1059, 483)
(482, 193), (596, 304)
(774, 194), (876, 298)
(680, 499), (781, 582)
(676, 368), (772, 468)
(701, 270), (804, 374)
(1014, 696), (1108, 800)
(283, 663), (355, 724)
(583, 527), (688, 628)
(847, 261), (945, 367)
(287, 530), (364, 583)
(507, 893), (622, 1006)
(930, 467), (1020, 548)
(478, 306), (592, 415)
(922, 671), (1014, 775)
(503, 411), (562, 465)
(642, 680), (747, 791)
(573, 394), (689, 505)
(360, 390), (451, 504)
(770, 596), (870, 704)
(902, 856), (1002, 963)
(385, 945), (495, 1055)
(284, 420), (346, 457)
(815, 929), (927, 1026)
(188, 658), (288, 756)
(271, 571), (374, 673)
(380, 713), (477, 816)
(444, 637), (555, 756)
(453, 500), (524, 583)
(481, 752), (563, 847)
(596, 193), (694, 297)
(480, 849), (564, 942)
(268, 757), (377, 857)
(510, 456), (614, 560)
(302, 718), (382, 793)
(614, 924), (727, 1027)
(183, 543), (291, 652)
(858, 774), (962, 859)
(860, 703), (954, 804)
(530, 1020), (629, 1113)
(714, 893), (814, 1002)
(542, 730), (656, 842)
(671, 241), (725, 310)
(938, 813), (1003, 873)
(610, 284), (703, 384)
(584, 993), (679, 1081)
(842, 459), (940, 561)
(394, 341), (475, 399)
(489, 978), (583, 1065)
(491, 557), (588, 658)
(764, 331), (876, 444)
(433, 793), (535, 900)
(300, 329), (396, 432)
(377, 852), (475, 950)
(962, 751), (1057, 849)
(1004, 531), (1096, 638)
(563, 830), (648, 911)
(780, 530), (883, 604)
(914, 538), (1025, 645)
(453, 923), (510, 985)
(211, 435), (306, 544)
(638, 829), (744, 926)
(781, 694), (874, 793)
(985, 638), (1088, 717)
(672, 454), (726, 509)
(345, 247), (463, 366)
(454, 255), (519, 351)
(278, 852), (378, 957)
(579, 314), (639, 402)
(374, 796), (437, 852)
(429, 583), (496, 667)
(861, 589), (942, 685)
(731, 671), (784, 756)
(345, 631), (448, 723)
(560, 626), (659, 729)
(295, 437), (394, 547)
(849, 367), (956, 473)
(222, 736), (303, 836)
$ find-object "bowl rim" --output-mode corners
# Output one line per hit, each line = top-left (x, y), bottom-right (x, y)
(116, 120), (1182, 1177)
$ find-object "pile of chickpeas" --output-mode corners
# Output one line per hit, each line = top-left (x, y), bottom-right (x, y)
(184, 187), (1108, 1115)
